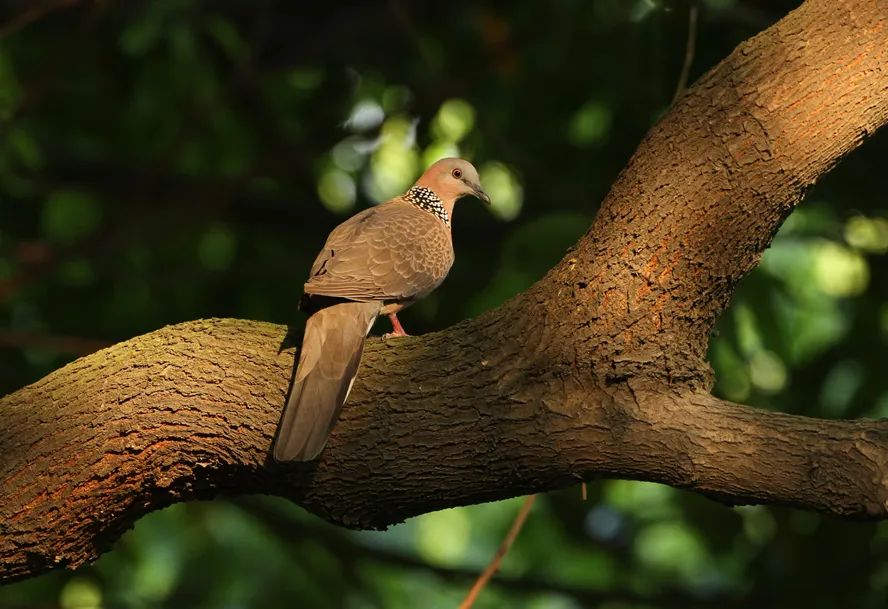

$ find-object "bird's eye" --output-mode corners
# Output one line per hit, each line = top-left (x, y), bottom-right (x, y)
(451, 168), (462, 179)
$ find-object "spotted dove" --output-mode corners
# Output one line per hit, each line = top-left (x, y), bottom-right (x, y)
(273, 158), (490, 462)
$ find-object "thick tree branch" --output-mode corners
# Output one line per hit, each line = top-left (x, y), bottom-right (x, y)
(2, 0), (888, 584)
(539, 0), (888, 387)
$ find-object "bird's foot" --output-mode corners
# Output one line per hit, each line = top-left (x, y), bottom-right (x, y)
(385, 313), (410, 339)
(383, 329), (410, 340)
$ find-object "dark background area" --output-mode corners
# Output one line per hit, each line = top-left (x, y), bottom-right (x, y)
(2, 1), (887, 607)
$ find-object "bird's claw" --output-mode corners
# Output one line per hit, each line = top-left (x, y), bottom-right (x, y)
(382, 330), (410, 340)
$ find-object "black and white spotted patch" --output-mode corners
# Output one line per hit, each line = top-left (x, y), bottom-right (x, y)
(402, 186), (450, 227)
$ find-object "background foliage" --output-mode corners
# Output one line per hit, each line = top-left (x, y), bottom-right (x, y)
(2, 0), (887, 607)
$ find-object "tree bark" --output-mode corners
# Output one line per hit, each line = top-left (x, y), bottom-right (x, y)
(2, 0), (888, 584)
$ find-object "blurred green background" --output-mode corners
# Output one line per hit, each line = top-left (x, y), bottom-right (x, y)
(2, 0), (888, 607)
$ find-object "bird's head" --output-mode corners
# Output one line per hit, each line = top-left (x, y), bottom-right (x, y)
(415, 158), (490, 214)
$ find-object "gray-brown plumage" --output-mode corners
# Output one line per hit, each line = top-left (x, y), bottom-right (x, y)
(274, 158), (490, 462)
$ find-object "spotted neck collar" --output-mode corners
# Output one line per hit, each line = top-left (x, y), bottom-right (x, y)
(402, 186), (450, 227)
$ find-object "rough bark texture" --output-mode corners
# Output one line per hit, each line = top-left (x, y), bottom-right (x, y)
(2, 0), (888, 584)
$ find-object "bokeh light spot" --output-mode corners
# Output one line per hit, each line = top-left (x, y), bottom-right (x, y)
(422, 141), (460, 167)
(845, 215), (888, 254)
(431, 98), (476, 143)
(748, 350), (787, 393)
(812, 241), (869, 297)
(569, 101), (612, 146)
(416, 509), (470, 567)
(345, 99), (385, 132)
(318, 167), (357, 213)
(366, 118), (419, 201)
(635, 522), (709, 582)
(60, 578), (102, 609)
(480, 162), (523, 221)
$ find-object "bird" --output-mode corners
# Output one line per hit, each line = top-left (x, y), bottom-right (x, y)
(273, 157), (490, 462)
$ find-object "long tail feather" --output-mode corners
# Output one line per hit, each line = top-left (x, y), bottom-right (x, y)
(273, 301), (380, 461)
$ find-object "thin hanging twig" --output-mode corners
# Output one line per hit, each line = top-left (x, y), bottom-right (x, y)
(672, 3), (699, 103)
(458, 494), (537, 609)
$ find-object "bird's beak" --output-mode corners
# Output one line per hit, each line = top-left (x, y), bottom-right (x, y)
(472, 185), (491, 206)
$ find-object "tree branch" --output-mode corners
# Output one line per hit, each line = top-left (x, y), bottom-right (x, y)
(2, 0), (888, 584)
(672, 2), (698, 103)
(543, 0), (888, 387)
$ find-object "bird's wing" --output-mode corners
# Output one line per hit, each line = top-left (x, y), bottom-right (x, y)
(305, 201), (454, 303)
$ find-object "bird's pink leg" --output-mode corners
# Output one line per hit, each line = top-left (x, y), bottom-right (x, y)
(384, 313), (410, 338)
